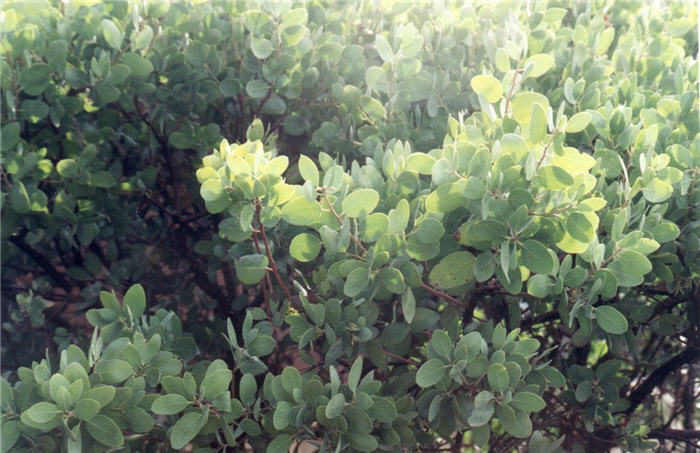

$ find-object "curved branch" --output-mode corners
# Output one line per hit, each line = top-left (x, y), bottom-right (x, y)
(625, 345), (700, 415)
(648, 429), (700, 450)
(254, 198), (292, 303)
(8, 234), (72, 292)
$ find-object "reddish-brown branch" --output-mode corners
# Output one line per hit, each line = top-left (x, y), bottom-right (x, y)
(648, 429), (700, 449)
(504, 69), (521, 116)
(254, 199), (292, 302)
(682, 368), (696, 451)
(236, 93), (248, 140)
(8, 233), (72, 292)
(536, 128), (558, 170)
(381, 347), (420, 366)
(252, 229), (274, 314)
(625, 344), (700, 415)
(521, 310), (560, 329)
(420, 283), (466, 308)
(320, 190), (366, 253)
(131, 97), (165, 144)
(252, 88), (273, 119)
(126, 232), (178, 255)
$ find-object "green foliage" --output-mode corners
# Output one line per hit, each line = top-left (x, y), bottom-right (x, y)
(2, 1), (699, 452)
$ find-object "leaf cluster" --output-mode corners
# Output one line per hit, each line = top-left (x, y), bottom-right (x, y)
(1, 1), (699, 452)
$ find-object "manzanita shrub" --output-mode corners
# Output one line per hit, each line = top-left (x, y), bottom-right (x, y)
(1, 1), (699, 452)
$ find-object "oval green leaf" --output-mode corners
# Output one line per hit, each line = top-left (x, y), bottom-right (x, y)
(289, 233), (322, 262)
(416, 359), (446, 388)
(471, 74), (503, 103)
(342, 188), (379, 218)
(595, 306), (628, 335)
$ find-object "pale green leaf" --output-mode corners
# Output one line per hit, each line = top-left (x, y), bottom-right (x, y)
(595, 306), (628, 335)
(471, 74), (503, 103)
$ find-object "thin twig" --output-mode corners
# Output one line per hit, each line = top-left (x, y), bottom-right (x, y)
(252, 229), (274, 314)
(381, 347), (420, 366)
(320, 190), (366, 253)
(252, 88), (273, 118)
(254, 199), (292, 302)
(420, 283), (466, 308)
(535, 128), (558, 170)
(503, 69), (522, 116)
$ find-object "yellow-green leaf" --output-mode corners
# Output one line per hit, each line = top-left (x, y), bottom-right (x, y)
(471, 74), (503, 103)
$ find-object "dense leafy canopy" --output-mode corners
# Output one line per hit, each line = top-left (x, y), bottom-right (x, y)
(1, 1), (698, 452)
